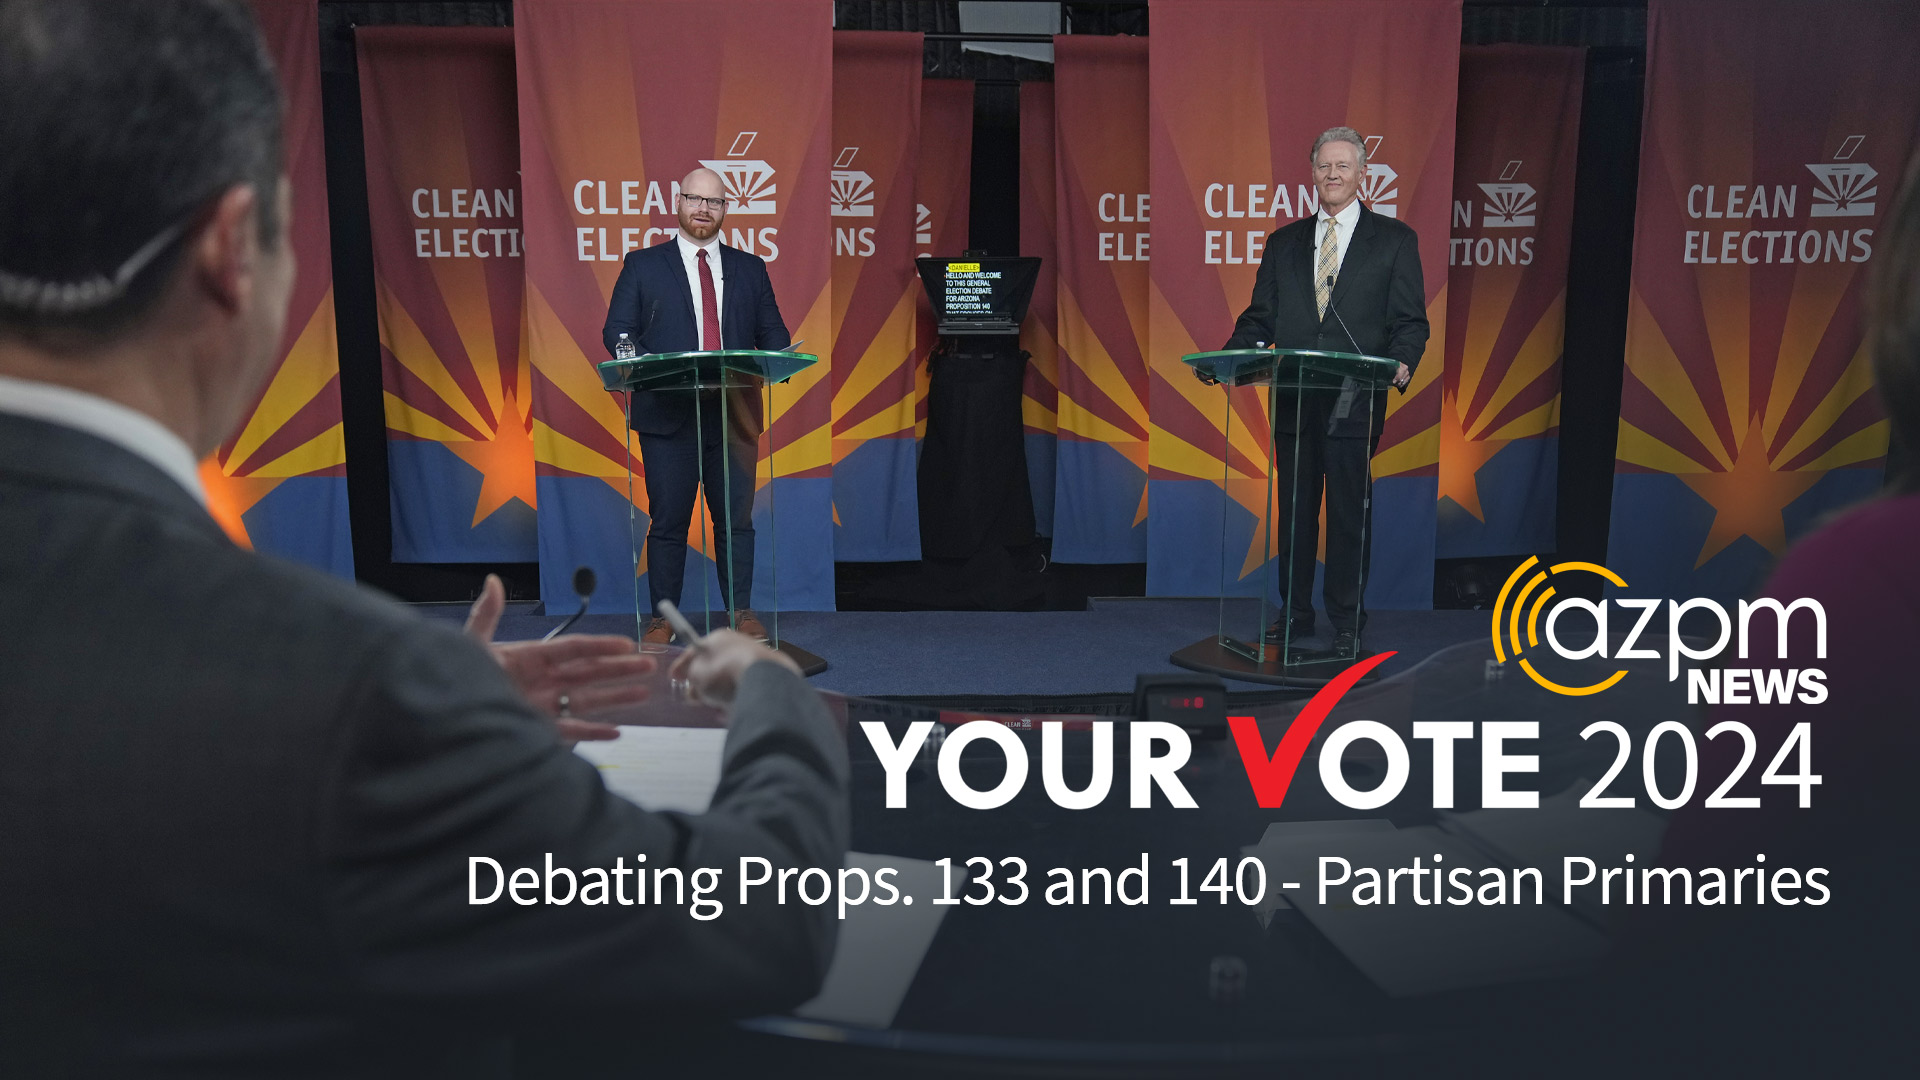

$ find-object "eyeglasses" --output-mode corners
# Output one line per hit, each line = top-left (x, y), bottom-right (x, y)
(678, 194), (728, 211)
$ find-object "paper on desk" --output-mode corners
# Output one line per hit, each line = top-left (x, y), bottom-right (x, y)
(1256, 825), (1611, 997)
(574, 735), (948, 1029)
(575, 726), (728, 813)
(795, 855), (953, 1029)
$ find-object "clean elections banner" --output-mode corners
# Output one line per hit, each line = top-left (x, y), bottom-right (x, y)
(358, 27), (536, 564)
(515, 0), (834, 611)
(829, 32), (923, 562)
(1145, 0), (1460, 604)
(202, 0), (351, 576)
(1019, 80), (1059, 538)
(1438, 44), (1584, 558)
(1609, 0), (1920, 600)
(1052, 37), (1150, 564)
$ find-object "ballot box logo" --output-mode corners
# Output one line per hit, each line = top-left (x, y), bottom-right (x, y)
(1358, 135), (1399, 219)
(830, 147), (875, 218)
(1479, 161), (1537, 227)
(915, 203), (933, 245)
(700, 132), (777, 215)
(1490, 556), (1828, 704)
(1807, 136), (1877, 218)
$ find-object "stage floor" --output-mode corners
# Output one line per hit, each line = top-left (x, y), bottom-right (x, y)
(436, 599), (1491, 699)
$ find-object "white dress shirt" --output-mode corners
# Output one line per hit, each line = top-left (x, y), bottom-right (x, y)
(674, 231), (725, 349)
(0, 373), (207, 505)
(1313, 196), (1363, 279)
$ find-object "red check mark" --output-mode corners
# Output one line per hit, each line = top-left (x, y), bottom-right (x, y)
(1227, 651), (1396, 808)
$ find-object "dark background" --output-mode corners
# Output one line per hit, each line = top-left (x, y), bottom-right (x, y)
(314, 1), (1647, 611)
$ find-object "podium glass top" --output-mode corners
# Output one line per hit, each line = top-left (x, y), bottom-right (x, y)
(1182, 347), (1398, 387)
(598, 349), (818, 392)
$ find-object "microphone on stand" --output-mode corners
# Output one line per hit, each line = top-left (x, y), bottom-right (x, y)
(541, 566), (598, 641)
(1325, 274), (1404, 393)
(1325, 275), (1363, 356)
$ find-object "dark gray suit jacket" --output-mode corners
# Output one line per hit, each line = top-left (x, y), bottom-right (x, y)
(1225, 204), (1430, 439)
(0, 414), (848, 1077)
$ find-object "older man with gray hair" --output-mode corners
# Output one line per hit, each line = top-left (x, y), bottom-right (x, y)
(1222, 124), (1430, 655)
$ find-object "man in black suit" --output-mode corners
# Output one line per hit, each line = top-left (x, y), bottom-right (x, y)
(603, 170), (791, 644)
(0, 3), (846, 1074)
(1222, 126), (1430, 653)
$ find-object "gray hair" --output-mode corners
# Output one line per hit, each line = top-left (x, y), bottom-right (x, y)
(1310, 126), (1368, 168)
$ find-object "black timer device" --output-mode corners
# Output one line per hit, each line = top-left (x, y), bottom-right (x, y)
(1130, 673), (1228, 737)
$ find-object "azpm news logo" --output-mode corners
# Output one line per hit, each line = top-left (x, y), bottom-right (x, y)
(1491, 556), (1829, 704)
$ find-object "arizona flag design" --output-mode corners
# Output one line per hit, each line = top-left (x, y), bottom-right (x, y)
(1609, 0), (1919, 600)
(1438, 45), (1584, 558)
(515, 0), (835, 612)
(828, 32), (922, 562)
(1052, 37), (1151, 564)
(1146, 0), (1460, 605)
(203, 0), (352, 576)
(359, 27), (536, 563)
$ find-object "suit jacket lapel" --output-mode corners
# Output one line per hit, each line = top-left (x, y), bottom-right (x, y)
(1329, 206), (1376, 311)
(1288, 222), (1317, 322)
(718, 245), (741, 349)
(661, 241), (698, 338)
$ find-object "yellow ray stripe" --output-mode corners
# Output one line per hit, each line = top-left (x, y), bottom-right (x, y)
(1799, 419), (1889, 472)
(383, 391), (479, 443)
(1483, 399), (1560, 442)
(533, 420), (628, 478)
(1057, 283), (1148, 432)
(835, 409), (914, 442)
(829, 286), (916, 420)
(1615, 418), (1709, 473)
(226, 291), (338, 472)
(1764, 262), (1858, 447)
(526, 284), (627, 462)
(1770, 344), (1877, 468)
(763, 423), (831, 480)
(1623, 287), (1732, 469)
(378, 281), (492, 436)
(1372, 423), (1438, 478)
(1472, 290), (1566, 439)
(1458, 267), (1524, 413)
(247, 424), (346, 478)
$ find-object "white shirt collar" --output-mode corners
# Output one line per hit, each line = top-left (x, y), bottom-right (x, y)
(675, 230), (722, 261)
(1321, 198), (1362, 230)
(0, 374), (207, 505)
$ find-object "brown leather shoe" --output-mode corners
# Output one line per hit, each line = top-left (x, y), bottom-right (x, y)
(732, 609), (768, 642)
(642, 615), (673, 645)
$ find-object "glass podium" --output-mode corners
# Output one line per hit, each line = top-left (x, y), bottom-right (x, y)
(1169, 347), (1399, 686)
(597, 348), (826, 675)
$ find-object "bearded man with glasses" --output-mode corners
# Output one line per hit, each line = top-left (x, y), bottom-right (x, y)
(603, 167), (793, 644)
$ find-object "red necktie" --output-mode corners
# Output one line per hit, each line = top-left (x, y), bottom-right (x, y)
(697, 248), (721, 351)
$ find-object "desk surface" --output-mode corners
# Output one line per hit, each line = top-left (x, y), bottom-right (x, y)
(715, 640), (1695, 1065)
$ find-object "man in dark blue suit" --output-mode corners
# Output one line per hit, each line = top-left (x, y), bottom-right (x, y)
(603, 167), (791, 643)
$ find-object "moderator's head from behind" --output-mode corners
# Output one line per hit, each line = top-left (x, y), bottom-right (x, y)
(0, 0), (293, 452)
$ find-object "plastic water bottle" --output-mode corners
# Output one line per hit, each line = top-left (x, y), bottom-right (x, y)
(614, 332), (637, 361)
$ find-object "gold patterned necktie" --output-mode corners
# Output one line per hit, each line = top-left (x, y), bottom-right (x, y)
(1316, 216), (1339, 319)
